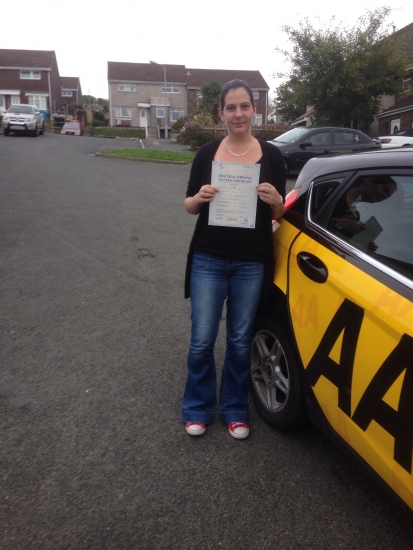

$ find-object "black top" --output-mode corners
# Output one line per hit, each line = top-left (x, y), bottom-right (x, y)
(184, 139), (286, 298)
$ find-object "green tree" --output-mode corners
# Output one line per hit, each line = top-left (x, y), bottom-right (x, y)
(82, 94), (96, 108)
(196, 81), (222, 125)
(275, 8), (407, 130)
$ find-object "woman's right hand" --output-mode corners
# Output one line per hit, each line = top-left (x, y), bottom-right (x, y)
(185, 185), (220, 214)
(196, 185), (220, 203)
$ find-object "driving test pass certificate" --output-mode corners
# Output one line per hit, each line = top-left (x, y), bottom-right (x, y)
(208, 161), (261, 228)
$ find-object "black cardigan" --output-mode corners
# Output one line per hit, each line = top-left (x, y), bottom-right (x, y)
(184, 139), (286, 299)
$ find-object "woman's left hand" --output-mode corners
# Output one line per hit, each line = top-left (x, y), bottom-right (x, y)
(257, 183), (283, 208)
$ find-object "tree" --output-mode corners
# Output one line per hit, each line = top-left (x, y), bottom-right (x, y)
(274, 8), (408, 130)
(82, 96), (108, 113)
(195, 81), (222, 125)
(82, 94), (96, 108)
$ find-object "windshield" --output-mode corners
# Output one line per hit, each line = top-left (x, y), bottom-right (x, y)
(273, 127), (311, 143)
(8, 105), (33, 114)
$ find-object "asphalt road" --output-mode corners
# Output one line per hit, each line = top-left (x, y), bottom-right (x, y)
(1, 133), (412, 549)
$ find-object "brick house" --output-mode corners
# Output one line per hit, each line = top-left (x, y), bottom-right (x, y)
(107, 62), (269, 135)
(377, 23), (413, 135)
(60, 76), (82, 105)
(0, 49), (82, 117)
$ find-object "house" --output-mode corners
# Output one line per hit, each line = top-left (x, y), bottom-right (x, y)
(60, 76), (82, 105)
(376, 23), (413, 135)
(185, 68), (269, 126)
(290, 106), (315, 127)
(0, 49), (82, 117)
(107, 62), (269, 136)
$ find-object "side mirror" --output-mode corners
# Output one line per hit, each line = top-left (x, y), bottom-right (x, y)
(300, 141), (312, 148)
(35, 111), (41, 115)
(2, 110), (7, 115)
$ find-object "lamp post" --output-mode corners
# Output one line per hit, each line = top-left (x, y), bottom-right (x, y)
(149, 60), (168, 139)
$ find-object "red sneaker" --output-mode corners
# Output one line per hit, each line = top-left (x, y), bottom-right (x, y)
(185, 422), (206, 436)
(228, 422), (249, 439)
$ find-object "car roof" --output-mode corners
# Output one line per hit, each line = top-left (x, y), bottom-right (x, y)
(295, 149), (413, 188)
(287, 127), (367, 131)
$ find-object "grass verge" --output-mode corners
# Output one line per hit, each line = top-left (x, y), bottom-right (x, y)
(104, 149), (196, 163)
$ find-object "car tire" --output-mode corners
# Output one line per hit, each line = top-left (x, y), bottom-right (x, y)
(4, 128), (9, 136)
(32, 124), (38, 137)
(250, 315), (306, 430)
(39, 123), (44, 135)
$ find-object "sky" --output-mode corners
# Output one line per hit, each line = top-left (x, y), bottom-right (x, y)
(1, 0), (410, 100)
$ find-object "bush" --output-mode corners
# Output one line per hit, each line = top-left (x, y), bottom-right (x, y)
(177, 122), (221, 148)
(252, 129), (286, 141)
(171, 117), (186, 133)
(93, 111), (106, 124)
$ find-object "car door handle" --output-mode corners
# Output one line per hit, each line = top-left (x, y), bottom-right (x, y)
(297, 252), (328, 284)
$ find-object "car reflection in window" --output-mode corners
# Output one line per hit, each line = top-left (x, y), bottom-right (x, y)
(327, 175), (413, 280)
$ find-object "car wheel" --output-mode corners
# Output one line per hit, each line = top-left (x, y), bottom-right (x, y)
(32, 125), (38, 137)
(39, 124), (44, 135)
(4, 128), (9, 136)
(250, 315), (306, 430)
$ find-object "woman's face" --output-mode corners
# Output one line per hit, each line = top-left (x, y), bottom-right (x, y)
(219, 87), (256, 135)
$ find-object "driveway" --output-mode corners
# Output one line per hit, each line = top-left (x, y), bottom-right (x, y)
(1, 133), (412, 549)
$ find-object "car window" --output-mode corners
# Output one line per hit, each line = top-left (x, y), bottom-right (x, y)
(333, 131), (360, 145)
(273, 127), (310, 143)
(307, 131), (331, 146)
(323, 174), (413, 280)
(311, 179), (343, 217)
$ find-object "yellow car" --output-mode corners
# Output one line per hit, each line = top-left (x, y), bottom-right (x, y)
(250, 148), (413, 514)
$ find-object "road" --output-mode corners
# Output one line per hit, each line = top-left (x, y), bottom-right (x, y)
(1, 133), (412, 549)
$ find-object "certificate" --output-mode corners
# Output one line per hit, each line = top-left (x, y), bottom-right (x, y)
(208, 161), (261, 228)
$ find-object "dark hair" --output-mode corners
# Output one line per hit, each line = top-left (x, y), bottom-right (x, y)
(219, 79), (254, 110)
(357, 175), (397, 188)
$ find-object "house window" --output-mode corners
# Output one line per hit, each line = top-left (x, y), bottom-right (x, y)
(118, 84), (137, 92)
(20, 70), (41, 80)
(156, 106), (165, 118)
(162, 85), (180, 94)
(253, 91), (259, 100)
(252, 114), (262, 126)
(0, 96), (4, 108)
(170, 109), (184, 122)
(62, 90), (73, 97)
(116, 107), (132, 119)
(28, 96), (47, 110)
(11, 96), (20, 104)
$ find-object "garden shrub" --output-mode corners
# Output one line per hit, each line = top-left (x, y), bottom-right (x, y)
(177, 122), (221, 148)
(171, 117), (186, 133)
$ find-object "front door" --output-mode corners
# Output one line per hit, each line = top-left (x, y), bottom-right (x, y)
(139, 109), (147, 129)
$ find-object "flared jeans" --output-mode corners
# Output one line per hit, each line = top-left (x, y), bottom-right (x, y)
(182, 251), (264, 424)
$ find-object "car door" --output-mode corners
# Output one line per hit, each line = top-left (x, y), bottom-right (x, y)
(286, 171), (413, 510)
(293, 130), (332, 172)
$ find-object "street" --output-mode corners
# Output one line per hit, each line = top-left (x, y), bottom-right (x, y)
(1, 133), (412, 549)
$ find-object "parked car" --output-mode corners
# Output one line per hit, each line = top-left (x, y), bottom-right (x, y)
(268, 127), (381, 174)
(2, 104), (44, 136)
(250, 148), (413, 514)
(378, 129), (413, 148)
(61, 121), (82, 136)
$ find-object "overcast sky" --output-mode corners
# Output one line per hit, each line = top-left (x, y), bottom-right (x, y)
(1, 1), (410, 99)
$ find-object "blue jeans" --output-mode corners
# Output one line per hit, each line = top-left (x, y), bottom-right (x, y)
(182, 251), (264, 424)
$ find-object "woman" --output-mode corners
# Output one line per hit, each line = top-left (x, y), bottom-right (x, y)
(182, 80), (286, 439)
